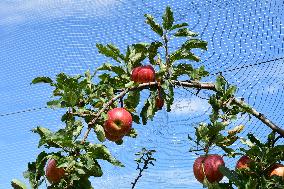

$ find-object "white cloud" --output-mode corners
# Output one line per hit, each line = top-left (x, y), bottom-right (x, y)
(171, 96), (211, 115)
(0, 0), (120, 26)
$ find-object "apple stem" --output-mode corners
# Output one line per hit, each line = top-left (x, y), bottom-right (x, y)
(120, 97), (124, 108)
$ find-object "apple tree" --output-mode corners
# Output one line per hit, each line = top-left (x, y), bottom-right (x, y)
(12, 6), (284, 189)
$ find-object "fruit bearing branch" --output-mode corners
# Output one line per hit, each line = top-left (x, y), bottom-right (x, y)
(81, 80), (284, 143)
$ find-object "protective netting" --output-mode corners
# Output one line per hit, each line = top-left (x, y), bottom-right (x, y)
(0, 0), (283, 188)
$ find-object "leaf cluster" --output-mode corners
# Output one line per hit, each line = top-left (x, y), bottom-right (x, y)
(216, 132), (284, 189)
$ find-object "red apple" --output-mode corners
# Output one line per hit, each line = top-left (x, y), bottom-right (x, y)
(155, 97), (164, 110)
(104, 108), (132, 136)
(131, 65), (155, 83)
(46, 159), (65, 184)
(236, 155), (252, 170)
(105, 130), (123, 142)
(193, 154), (225, 183)
(269, 164), (284, 179)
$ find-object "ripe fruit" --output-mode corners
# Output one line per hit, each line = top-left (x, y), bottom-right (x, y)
(105, 130), (123, 142)
(236, 156), (251, 170)
(46, 159), (65, 184)
(269, 164), (284, 179)
(131, 65), (155, 83)
(193, 154), (225, 183)
(104, 108), (132, 137)
(155, 97), (164, 110)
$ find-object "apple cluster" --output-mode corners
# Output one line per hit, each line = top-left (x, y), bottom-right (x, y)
(103, 65), (164, 143)
(44, 65), (162, 184)
(235, 156), (284, 178)
(44, 64), (284, 186)
(193, 155), (284, 184)
(45, 154), (284, 184)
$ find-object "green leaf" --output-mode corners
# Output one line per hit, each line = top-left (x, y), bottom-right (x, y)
(31, 76), (53, 84)
(23, 162), (37, 188)
(35, 151), (49, 180)
(132, 114), (140, 124)
(169, 49), (200, 63)
(140, 91), (159, 125)
(132, 43), (149, 51)
(267, 131), (276, 147)
(160, 80), (174, 112)
(23, 152), (49, 189)
(174, 28), (198, 37)
(97, 63), (126, 75)
(125, 81), (135, 88)
(76, 177), (94, 189)
(125, 90), (140, 110)
(248, 133), (262, 147)
(107, 44), (125, 60)
(170, 23), (189, 31)
(224, 85), (237, 99)
(72, 120), (84, 138)
(166, 85), (174, 112)
(126, 44), (148, 71)
(140, 99), (151, 125)
(94, 124), (106, 142)
(195, 123), (210, 144)
(181, 39), (208, 51)
(244, 178), (258, 189)
(33, 126), (76, 149)
(190, 65), (209, 80)
(87, 144), (124, 167)
(240, 138), (255, 147)
(32, 127), (53, 147)
(125, 128), (138, 138)
(96, 43), (124, 63)
(215, 75), (227, 93)
(162, 6), (174, 30)
(11, 179), (27, 189)
(218, 136), (238, 147)
(172, 64), (193, 80)
(47, 100), (62, 108)
(145, 14), (163, 36)
(218, 166), (242, 186)
(80, 153), (103, 177)
(63, 91), (78, 107)
(221, 147), (236, 157)
(148, 41), (163, 65)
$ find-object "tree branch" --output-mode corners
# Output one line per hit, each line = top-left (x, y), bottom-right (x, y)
(233, 98), (284, 137)
(81, 80), (284, 143)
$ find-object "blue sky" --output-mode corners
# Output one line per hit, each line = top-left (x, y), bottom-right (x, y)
(0, 0), (283, 188)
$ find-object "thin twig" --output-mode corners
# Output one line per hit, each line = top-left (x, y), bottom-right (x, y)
(131, 149), (156, 189)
